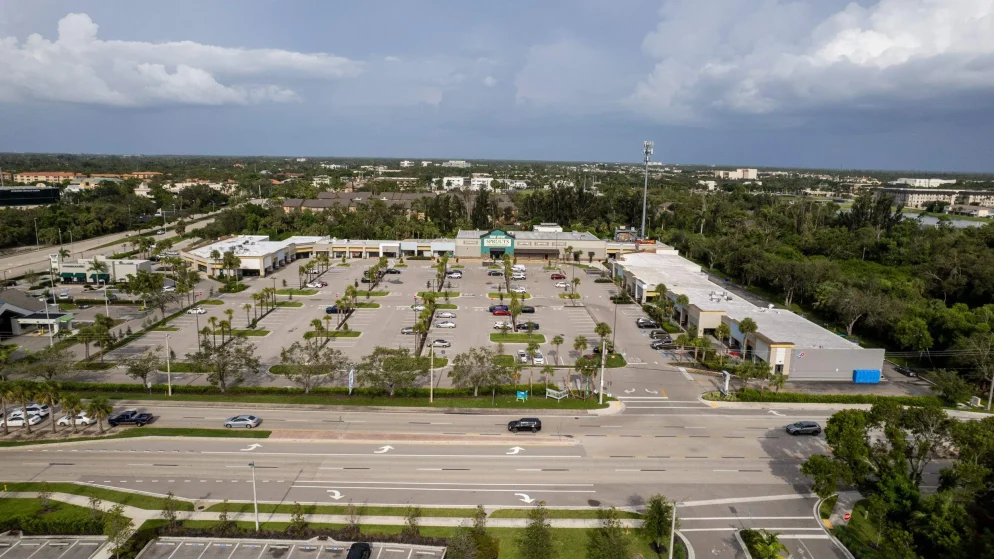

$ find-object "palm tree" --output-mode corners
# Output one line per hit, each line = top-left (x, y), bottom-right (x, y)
(86, 396), (113, 434)
(594, 322), (612, 353)
(242, 303), (252, 327)
(34, 382), (61, 434)
(571, 277), (581, 306)
(199, 326), (211, 348)
(58, 247), (71, 260)
(224, 309), (235, 331)
(573, 335), (588, 365)
(298, 265), (306, 289)
(738, 317), (758, 360)
(251, 292), (262, 320)
(0, 381), (13, 436)
(89, 258), (109, 285)
(551, 335), (564, 366)
(750, 530), (787, 559)
(60, 393), (83, 434)
(345, 285), (357, 309)
(219, 320), (231, 345)
(208, 317), (219, 347)
(323, 313), (335, 335)
(209, 249), (221, 277)
(310, 319), (324, 343)
(10, 381), (35, 434)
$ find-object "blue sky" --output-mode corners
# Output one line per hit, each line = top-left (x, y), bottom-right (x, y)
(2, 0), (994, 171)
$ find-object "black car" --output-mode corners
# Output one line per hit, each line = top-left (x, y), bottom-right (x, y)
(508, 418), (542, 433)
(488, 304), (509, 312)
(325, 305), (340, 314)
(650, 339), (674, 350)
(520, 305), (536, 313)
(785, 421), (821, 436)
(894, 365), (917, 378)
(516, 321), (540, 331)
(488, 270), (504, 276)
(636, 318), (658, 329)
(108, 410), (154, 427)
(346, 543), (371, 559)
(649, 329), (670, 340)
(592, 342), (615, 354)
(384, 268), (402, 274)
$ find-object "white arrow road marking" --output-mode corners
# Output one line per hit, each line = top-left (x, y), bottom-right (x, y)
(373, 445), (394, 454)
(768, 410), (785, 417)
(624, 389), (636, 394)
(506, 447), (525, 455)
(240, 444), (262, 452)
(644, 389), (658, 394)
(326, 490), (345, 500)
(515, 493), (535, 503)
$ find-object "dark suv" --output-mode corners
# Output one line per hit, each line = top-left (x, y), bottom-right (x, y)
(785, 421), (821, 436)
(346, 543), (371, 559)
(636, 318), (658, 329)
(508, 418), (542, 433)
(649, 329), (670, 340)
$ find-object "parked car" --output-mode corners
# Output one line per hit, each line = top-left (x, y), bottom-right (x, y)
(649, 329), (671, 340)
(517, 350), (529, 364)
(532, 351), (545, 365)
(487, 270), (504, 277)
(492, 309), (510, 316)
(224, 415), (262, 429)
(511, 273), (526, 280)
(1, 414), (43, 427)
(591, 342), (614, 354)
(156, 229), (166, 235)
(894, 365), (917, 378)
(785, 421), (821, 436)
(346, 543), (372, 559)
(494, 321), (512, 330)
(78, 304), (91, 309)
(520, 305), (535, 313)
(516, 321), (540, 331)
(512, 264), (527, 272)
(108, 410), (154, 427)
(555, 281), (569, 288)
(636, 318), (659, 328)
(510, 286), (528, 294)
(58, 291), (70, 299)
(488, 305), (509, 312)
(508, 418), (542, 433)
(187, 307), (207, 314)
(550, 273), (566, 280)
(436, 311), (456, 319)
(650, 339), (674, 350)
(57, 412), (97, 426)
(411, 304), (426, 311)
(430, 339), (451, 348)
(10, 404), (51, 418)
(436, 321), (456, 328)
(385, 268), (402, 274)
(360, 277), (372, 283)
(446, 271), (463, 279)
(306, 282), (323, 288)
(162, 285), (176, 292)
(400, 326), (414, 334)
(325, 305), (341, 314)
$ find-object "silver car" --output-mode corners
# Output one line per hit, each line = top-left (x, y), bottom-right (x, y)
(224, 415), (262, 428)
(436, 311), (457, 319)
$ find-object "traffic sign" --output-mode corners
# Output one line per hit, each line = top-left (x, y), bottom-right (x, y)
(843, 512), (852, 522)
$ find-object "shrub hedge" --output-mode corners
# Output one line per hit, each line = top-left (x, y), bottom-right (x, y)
(733, 388), (941, 406)
(0, 515), (104, 536)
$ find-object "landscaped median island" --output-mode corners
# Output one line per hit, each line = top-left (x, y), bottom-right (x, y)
(0, 427), (271, 448)
(0, 482), (195, 511)
(276, 288), (318, 296)
(274, 301), (303, 308)
(491, 333), (546, 344)
(214, 328), (269, 336)
(489, 292), (531, 299)
(417, 291), (460, 298)
(198, 299), (225, 305)
(356, 290), (389, 297)
(302, 330), (361, 339)
(354, 302), (380, 309)
(703, 388), (943, 406)
(579, 353), (627, 368)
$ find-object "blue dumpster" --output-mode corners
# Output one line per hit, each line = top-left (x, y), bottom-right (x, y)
(853, 369), (881, 384)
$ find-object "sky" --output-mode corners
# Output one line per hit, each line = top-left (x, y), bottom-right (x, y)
(2, 0), (994, 171)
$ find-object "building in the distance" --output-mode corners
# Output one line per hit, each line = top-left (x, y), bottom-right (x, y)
(891, 178), (957, 188)
(455, 229), (610, 261)
(441, 160), (471, 168)
(439, 177), (466, 190)
(611, 250), (883, 381)
(0, 186), (61, 207)
(713, 169), (758, 180)
(0, 289), (74, 339)
(399, 160), (414, 168)
(67, 176), (124, 193)
(14, 171), (80, 184)
(182, 235), (314, 278)
(469, 174), (493, 190)
(421, 161), (433, 167)
(50, 255), (153, 284)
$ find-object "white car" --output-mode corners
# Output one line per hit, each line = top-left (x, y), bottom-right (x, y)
(493, 321), (512, 330)
(57, 412), (97, 426)
(10, 404), (50, 418)
(436, 321), (456, 328)
(1, 414), (43, 427)
(517, 350), (529, 364)
(305, 282), (322, 288)
(412, 304), (426, 311)
(511, 274), (526, 281)
(512, 265), (527, 272)
(187, 306), (207, 314)
(430, 339), (452, 348)
(510, 286), (528, 294)
(555, 281), (569, 288)
(58, 291), (70, 299)
(532, 351), (545, 365)
(436, 311), (456, 319)
(162, 285), (176, 292)
(446, 272), (463, 279)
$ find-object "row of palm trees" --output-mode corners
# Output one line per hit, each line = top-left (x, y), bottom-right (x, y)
(297, 253), (331, 288)
(0, 381), (114, 436)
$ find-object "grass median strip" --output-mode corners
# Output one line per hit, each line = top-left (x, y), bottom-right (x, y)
(356, 290), (389, 297)
(214, 328), (269, 336)
(355, 302), (380, 309)
(0, 483), (195, 511)
(491, 333), (546, 344)
(275, 301), (303, 308)
(489, 508), (642, 519)
(417, 291), (460, 298)
(198, 299), (224, 305)
(152, 327), (180, 332)
(302, 330), (361, 339)
(435, 303), (457, 309)
(489, 292), (531, 299)
(205, 502), (475, 517)
(276, 288), (318, 296)
(0, 427), (270, 448)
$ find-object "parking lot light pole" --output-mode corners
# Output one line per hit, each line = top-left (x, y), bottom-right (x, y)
(429, 339), (434, 404)
(249, 461), (259, 531)
(598, 339), (607, 405)
(668, 500), (682, 559)
(164, 335), (172, 396)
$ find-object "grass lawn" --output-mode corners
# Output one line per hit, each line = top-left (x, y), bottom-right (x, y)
(158, 362), (209, 373)
(205, 502), (475, 517)
(543, 265), (561, 270)
(820, 495), (838, 519)
(449, 264), (465, 269)
(302, 330), (362, 339)
(356, 290), (389, 297)
(199, 299), (224, 305)
(0, 484), (194, 511)
(152, 327), (179, 331)
(558, 293), (580, 299)
(833, 499), (884, 557)
(489, 292), (531, 299)
(275, 301), (303, 308)
(0, 498), (102, 531)
(215, 329), (269, 336)
(355, 302), (380, 309)
(58, 303), (79, 310)
(75, 361), (116, 370)
(426, 357), (449, 368)
(393, 263), (408, 268)
(489, 508), (642, 520)
(0, 427), (269, 448)
(276, 288), (318, 296)
(337, 263), (351, 267)
(491, 333), (546, 344)
(578, 353), (627, 368)
(435, 303), (457, 309)
(418, 291), (460, 298)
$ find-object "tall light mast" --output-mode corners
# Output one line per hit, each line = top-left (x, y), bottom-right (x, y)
(640, 141), (654, 239)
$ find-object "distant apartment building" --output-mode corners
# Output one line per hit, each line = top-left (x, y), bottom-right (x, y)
(439, 177), (466, 190)
(14, 171), (80, 184)
(129, 171), (162, 179)
(892, 178), (957, 188)
(947, 205), (991, 218)
(697, 180), (718, 191)
(320, 163), (345, 170)
(421, 161), (433, 167)
(66, 177), (124, 193)
(312, 175), (332, 187)
(470, 174), (493, 190)
(713, 168), (758, 180)
(877, 187), (994, 209)
(399, 160), (414, 168)
(441, 160), (471, 168)
(495, 178), (529, 189)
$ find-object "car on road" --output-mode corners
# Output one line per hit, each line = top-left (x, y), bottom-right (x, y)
(532, 351), (545, 365)
(517, 349), (529, 364)
(436, 311), (456, 319)
(58, 290), (70, 299)
(636, 317), (658, 328)
(384, 268), (402, 274)
(156, 229), (166, 235)
(325, 305), (341, 314)
(78, 304), (91, 309)
(430, 339), (451, 348)
(649, 329), (671, 340)
(360, 276), (372, 283)
(10, 404), (51, 418)
(436, 320), (456, 328)
(346, 543), (372, 559)
(411, 304), (426, 311)
(306, 282), (323, 288)
(555, 281), (569, 288)
(1, 414), (43, 427)
(187, 307), (207, 314)
(550, 273), (566, 280)
(492, 309), (510, 316)
(508, 418), (542, 433)
(400, 326), (414, 334)
(108, 410), (154, 427)
(520, 305), (535, 313)
(488, 304), (508, 312)
(494, 321), (512, 330)
(57, 412), (97, 426)
(511, 273), (526, 280)
(224, 415), (262, 429)
(487, 270), (504, 277)
(516, 321), (540, 331)
(650, 339), (674, 350)
(512, 264), (527, 272)
(162, 285), (176, 292)
(446, 271), (463, 279)
(510, 286), (527, 294)
(894, 365), (917, 377)
(785, 421), (821, 436)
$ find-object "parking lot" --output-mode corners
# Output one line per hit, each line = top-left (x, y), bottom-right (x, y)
(137, 538), (445, 559)
(0, 536), (106, 559)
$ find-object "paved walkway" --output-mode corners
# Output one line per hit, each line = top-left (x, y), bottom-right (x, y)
(825, 491), (862, 530)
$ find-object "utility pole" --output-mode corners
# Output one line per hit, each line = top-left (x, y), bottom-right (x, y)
(249, 461), (260, 530)
(165, 335), (172, 397)
(598, 338), (607, 405)
(34, 218), (40, 246)
(668, 502), (677, 559)
(429, 338), (434, 404)
(641, 141), (654, 240)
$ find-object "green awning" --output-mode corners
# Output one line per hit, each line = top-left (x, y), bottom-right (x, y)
(74, 273), (86, 280)
(97, 274), (110, 281)
(60, 273), (74, 279)
(89, 273), (97, 279)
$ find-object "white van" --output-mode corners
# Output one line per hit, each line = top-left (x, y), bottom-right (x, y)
(512, 264), (527, 272)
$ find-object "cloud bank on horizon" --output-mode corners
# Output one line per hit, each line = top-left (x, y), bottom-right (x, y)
(1, 1), (993, 169)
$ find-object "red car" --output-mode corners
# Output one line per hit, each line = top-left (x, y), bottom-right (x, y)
(492, 309), (510, 316)
(551, 273), (566, 280)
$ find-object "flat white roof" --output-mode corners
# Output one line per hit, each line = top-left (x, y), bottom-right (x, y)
(187, 235), (293, 259)
(618, 252), (858, 350)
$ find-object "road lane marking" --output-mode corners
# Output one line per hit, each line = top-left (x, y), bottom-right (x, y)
(203, 451), (582, 458)
(297, 481), (593, 486)
(682, 517), (811, 521)
(293, 485), (595, 493)
(679, 494), (818, 507)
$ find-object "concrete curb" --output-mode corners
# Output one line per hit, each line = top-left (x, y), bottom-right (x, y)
(676, 530), (695, 559)
(701, 398), (992, 418)
(814, 495), (856, 559)
(110, 400), (609, 416)
(733, 530), (753, 559)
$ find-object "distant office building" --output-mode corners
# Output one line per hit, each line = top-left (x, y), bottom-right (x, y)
(441, 160), (471, 168)
(891, 178), (957, 188)
(533, 223), (563, 233)
(14, 171), (80, 184)
(713, 169), (758, 180)
(469, 175), (493, 190)
(698, 180), (718, 190)
(421, 161), (433, 167)
(50, 254), (152, 284)
(320, 163), (345, 170)
(128, 172), (162, 179)
(399, 160), (414, 168)
(0, 186), (61, 207)
(440, 177), (466, 190)
(67, 177), (124, 193)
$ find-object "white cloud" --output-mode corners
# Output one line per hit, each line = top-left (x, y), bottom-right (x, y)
(633, 0), (994, 122)
(483, 75), (497, 87)
(0, 13), (362, 107)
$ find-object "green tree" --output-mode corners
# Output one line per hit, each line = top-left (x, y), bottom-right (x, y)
(10, 381), (36, 433)
(190, 335), (261, 392)
(86, 395), (114, 434)
(518, 501), (555, 559)
(34, 382), (61, 434)
(585, 507), (631, 559)
(930, 369), (974, 406)
(449, 347), (512, 397)
(161, 491), (180, 529)
(593, 322), (612, 350)
(0, 381), (13, 436)
(358, 346), (429, 397)
(748, 529), (787, 559)
(551, 335), (564, 366)
(121, 349), (160, 389)
(737, 317), (758, 359)
(279, 342), (350, 394)
(59, 393), (83, 434)
(103, 503), (135, 559)
(289, 502), (308, 536)
(638, 494), (675, 557)
(402, 505), (422, 538)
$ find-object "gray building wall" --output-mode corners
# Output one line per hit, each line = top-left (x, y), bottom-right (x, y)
(788, 347), (886, 381)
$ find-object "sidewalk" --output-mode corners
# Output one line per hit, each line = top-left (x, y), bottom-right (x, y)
(702, 399), (991, 419)
(825, 491), (861, 530)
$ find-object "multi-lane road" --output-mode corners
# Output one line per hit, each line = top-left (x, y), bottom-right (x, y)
(1, 402), (871, 558)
